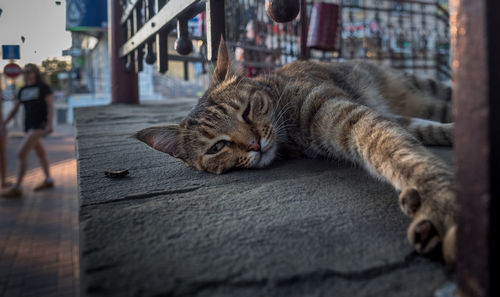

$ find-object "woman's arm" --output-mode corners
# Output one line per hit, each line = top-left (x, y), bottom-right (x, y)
(44, 94), (54, 135)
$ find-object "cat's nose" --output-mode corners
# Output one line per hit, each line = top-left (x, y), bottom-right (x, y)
(248, 138), (261, 151)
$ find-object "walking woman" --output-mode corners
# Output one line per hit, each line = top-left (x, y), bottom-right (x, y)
(1, 64), (54, 198)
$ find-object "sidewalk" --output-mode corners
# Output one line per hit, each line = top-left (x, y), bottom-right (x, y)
(0, 126), (79, 297)
(5, 125), (76, 178)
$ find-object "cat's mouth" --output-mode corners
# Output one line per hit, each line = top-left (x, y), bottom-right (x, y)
(253, 142), (277, 168)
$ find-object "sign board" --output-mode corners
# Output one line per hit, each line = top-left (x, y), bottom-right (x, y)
(66, 0), (107, 31)
(2, 45), (20, 60)
(3, 63), (22, 79)
(62, 48), (82, 56)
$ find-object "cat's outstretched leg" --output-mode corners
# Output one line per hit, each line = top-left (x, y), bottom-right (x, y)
(381, 72), (453, 123)
(405, 74), (452, 103)
(404, 95), (453, 123)
(386, 91), (453, 123)
(397, 117), (454, 146)
(306, 99), (457, 264)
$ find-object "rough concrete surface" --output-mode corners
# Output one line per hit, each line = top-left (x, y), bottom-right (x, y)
(75, 101), (455, 297)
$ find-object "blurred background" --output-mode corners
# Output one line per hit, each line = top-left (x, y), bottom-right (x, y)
(1, 0), (451, 131)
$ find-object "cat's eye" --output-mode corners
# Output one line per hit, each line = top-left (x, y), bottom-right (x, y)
(242, 103), (251, 124)
(206, 141), (227, 155)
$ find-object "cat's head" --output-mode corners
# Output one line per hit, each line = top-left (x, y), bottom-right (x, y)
(134, 39), (281, 174)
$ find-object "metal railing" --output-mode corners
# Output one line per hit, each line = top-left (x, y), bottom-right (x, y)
(226, 0), (450, 79)
(117, 0), (450, 80)
(339, 0), (450, 78)
(118, 0), (224, 74)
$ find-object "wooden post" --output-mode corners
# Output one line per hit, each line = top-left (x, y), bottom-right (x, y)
(452, 0), (499, 296)
(108, 0), (139, 104)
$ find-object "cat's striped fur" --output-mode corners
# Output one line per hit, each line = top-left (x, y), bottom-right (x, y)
(135, 40), (457, 265)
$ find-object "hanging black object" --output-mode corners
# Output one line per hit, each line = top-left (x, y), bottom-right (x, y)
(307, 3), (340, 51)
(175, 18), (193, 55)
(265, 0), (300, 23)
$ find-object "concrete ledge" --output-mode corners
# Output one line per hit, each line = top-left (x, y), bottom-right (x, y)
(75, 102), (454, 297)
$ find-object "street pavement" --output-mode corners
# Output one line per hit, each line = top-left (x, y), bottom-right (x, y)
(0, 124), (79, 297)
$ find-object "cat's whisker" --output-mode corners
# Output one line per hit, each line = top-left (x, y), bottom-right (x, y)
(271, 94), (290, 118)
(272, 87), (287, 111)
(276, 123), (295, 133)
(272, 104), (294, 128)
(273, 121), (294, 140)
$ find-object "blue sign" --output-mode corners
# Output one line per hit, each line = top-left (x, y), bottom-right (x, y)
(66, 0), (107, 31)
(2, 45), (20, 60)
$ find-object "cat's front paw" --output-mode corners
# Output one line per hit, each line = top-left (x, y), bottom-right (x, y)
(408, 217), (441, 254)
(406, 190), (457, 265)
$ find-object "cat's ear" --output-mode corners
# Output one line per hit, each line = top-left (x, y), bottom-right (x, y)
(134, 125), (183, 158)
(211, 37), (230, 85)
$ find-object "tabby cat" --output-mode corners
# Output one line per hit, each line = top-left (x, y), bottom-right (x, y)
(135, 40), (457, 265)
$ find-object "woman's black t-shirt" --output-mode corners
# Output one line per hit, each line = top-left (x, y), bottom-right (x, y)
(17, 82), (52, 132)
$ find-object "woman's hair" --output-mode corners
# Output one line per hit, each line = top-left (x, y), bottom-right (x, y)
(23, 63), (44, 84)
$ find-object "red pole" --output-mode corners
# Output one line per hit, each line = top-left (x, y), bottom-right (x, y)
(108, 0), (139, 104)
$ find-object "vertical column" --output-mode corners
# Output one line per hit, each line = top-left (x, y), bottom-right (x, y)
(133, 1), (144, 72)
(373, 0), (381, 61)
(452, 0), (499, 296)
(420, 3), (427, 76)
(156, 0), (169, 74)
(144, 0), (156, 65)
(299, 0), (309, 60)
(348, 3), (355, 59)
(108, 0), (139, 104)
(206, 0), (226, 61)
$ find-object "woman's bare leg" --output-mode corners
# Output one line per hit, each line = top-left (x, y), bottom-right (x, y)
(15, 130), (45, 187)
(33, 138), (50, 179)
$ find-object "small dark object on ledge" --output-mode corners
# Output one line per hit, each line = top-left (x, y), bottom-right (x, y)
(265, 0), (300, 23)
(104, 169), (129, 178)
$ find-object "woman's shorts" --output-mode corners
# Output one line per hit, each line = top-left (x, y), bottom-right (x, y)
(24, 121), (46, 132)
